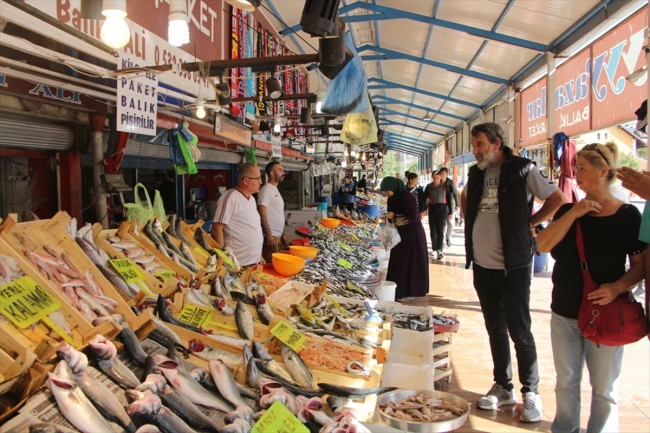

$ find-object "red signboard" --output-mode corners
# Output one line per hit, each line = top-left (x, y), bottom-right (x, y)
(554, 49), (591, 137)
(519, 77), (547, 147)
(591, 10), (646, 129)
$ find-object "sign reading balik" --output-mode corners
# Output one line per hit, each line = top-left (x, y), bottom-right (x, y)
(117, 53), (158, 136)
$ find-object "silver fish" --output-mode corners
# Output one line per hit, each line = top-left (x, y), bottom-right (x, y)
(211, 275), (230, 300)
(254, 293), (274, 326)
(208, 359), (252, 410)
(154, 354), (233, 413)
(56, 342), (88, 375)
(117, 327), (148, 367)
(205, 254), (217, 273)
(188, 339), (244, 368)
(281, 343), (313, 388)
(175, 218), (193, 246)
(235, 301), (254, 340)
(88, 334), (140, 389)
(187, 287), (211, 308)
(64, 217), (77, 239)
(126, 390), (195, 433)
(180, 242), (197, 266)
(157, 243), (172, 258)
(161, 230), (184, 257)
(204, 331), (249, 350)
(111, 240), (138, 250)
(46, 372), (113, 433)
(326, 395), (352, 413)
(166, 215), (178, 239)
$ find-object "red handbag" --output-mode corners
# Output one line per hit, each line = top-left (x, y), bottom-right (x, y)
(575, 219), (648, 346)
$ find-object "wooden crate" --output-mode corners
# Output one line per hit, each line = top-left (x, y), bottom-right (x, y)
(0, 213), (148, 333)
(93, 224), (181, 293)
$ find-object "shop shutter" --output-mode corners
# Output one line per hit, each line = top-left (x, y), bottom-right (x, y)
(0, 112), (74, 152)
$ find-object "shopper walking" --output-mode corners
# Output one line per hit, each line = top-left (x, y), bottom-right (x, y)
(461, 122), (566, 422)
(257, 161), (289, 263)
(211, 163), (264, 267)
(338, 176), (356, 212)
(357, 175), (368, 194)
(380, 177), (429, 300)
(406, 172), (426, 217)
(424, 171), (451, 260)
(439, 167), (459, 247)
(537, 143), (646, 433)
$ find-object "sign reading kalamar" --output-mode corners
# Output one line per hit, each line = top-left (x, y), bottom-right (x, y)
(519, 9), (646, 147)
(117, 53), (158, 135)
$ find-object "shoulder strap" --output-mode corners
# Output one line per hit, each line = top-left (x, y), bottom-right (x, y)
(575, 218), (587, 266)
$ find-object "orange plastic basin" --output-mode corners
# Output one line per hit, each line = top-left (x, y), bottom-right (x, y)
(321, 218), (340, 228)
(272, 253), (306, 276)
(289, 246), (318, 260)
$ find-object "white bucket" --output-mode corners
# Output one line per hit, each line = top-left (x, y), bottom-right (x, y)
(371, 280), (396, 302)
(378, 269), (388, 281)
(377, 258), (390, 281)
(373, 246), (390, 260)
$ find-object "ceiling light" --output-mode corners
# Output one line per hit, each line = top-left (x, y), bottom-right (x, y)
(195, 96), (206, 119)
(627, 66), (647, 84)
(266, 76), (284, 100)
(343, 149), (348, 156)
(341, 160), (347, 168)
(362, 152), (366, 161)
(224, 0), (262, 13)
(300, 0), (340, 37)
(168, 0), (190, 47)
(100, 0), (130, 49)
(422, 112), (431, 121)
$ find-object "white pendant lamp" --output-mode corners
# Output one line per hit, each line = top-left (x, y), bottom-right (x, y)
(100, 0), (131, 49)
(168, 0), (190, 47)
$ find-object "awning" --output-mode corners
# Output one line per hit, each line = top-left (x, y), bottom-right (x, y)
(452, 152), (475, 166)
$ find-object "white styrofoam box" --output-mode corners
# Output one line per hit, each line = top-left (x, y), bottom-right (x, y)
(387, 326), (436, 366)
(381, 362), (436, 390)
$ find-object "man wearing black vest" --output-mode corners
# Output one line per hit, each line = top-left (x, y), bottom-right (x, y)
(461, 123), (566, 423)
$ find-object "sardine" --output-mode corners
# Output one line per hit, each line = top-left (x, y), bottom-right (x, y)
(127, 390), (195, 433)
(46, 372), (113, 433)
(316, 383), (398, 398)
(154, 354), (233, 412)
(235, 301), (254, 340)
(281, 343), (313, 388)
(187, 339), (244, 368)
(88, 334), (141, 389)
(156, 294), (201, 333)
(55, 360), (136, 433)
(254, 293), (274, 326)
(117, 327), (148, 366)
(213, 298), (234, 315)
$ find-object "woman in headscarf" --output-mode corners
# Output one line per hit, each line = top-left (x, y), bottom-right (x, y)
(380, 176), (429, 300)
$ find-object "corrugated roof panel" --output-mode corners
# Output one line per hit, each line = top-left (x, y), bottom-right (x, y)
(450, 78), (502, 103)
(377, 20), (429, 56)
(436, 0), (509, 31)
(377, 0), (436, 19)
(472, 41), (539, 77)
(426, 27), (485, 65)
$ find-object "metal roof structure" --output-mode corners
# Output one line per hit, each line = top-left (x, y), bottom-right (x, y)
(261, 0), (647, 156)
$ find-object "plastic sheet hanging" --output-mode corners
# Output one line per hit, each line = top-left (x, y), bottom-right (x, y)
(320, 32), (369, 115)
(168, 123), (200, 175)
(340, 95), (378, 145)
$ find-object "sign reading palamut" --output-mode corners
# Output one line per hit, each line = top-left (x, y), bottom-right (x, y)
(213, 113), (252, 146)
(117, 53), (158, 135)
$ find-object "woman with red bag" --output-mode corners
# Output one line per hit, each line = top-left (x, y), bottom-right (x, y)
(537, 142), (646, 433)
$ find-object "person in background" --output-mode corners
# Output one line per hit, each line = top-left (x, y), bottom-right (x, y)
(357, 175), (368, 194)
(257, 161), (289, 263)
(425, 171), (452, 260)
(537, 143), (645, 433)
(438, 167), (459, 247)
(406, 172), (426, 218)
(461, 122), (566, 423)
(352, 176), (358, 185)
(379, 177), (429, 300)
(212, 163), (264, 267)
(338, 176), (356, 212)
(404, 171), (410, 186)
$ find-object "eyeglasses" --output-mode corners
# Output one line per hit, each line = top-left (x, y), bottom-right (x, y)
(246, 176), (262, 181)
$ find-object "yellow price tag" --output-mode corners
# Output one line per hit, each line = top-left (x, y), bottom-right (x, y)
(214, 249), (234, 269)
(177, 304), (213, 329)
(315, 222), (326, 232)
(251, 400), (309, 433)
(337, 241), (353, 252)
(109, 258), (143, 283)
(325, 294), (349, 318)
(270, 320), (306, 352)
(0, 276), (61, 328)
(193, 247), (210, 259)
(251, 270), (273, 280)
(155, 270), (177, 282)
(350, 232), (360, 242)
(337, 258), (353, 269)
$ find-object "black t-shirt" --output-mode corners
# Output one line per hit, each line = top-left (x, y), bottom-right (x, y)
(550, 203), (646, 319)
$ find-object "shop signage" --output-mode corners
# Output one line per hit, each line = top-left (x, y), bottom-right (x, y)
(271, 136), (283, 158)
(519, 9), (647, 147)
(0, 276), (61, 329)
(117, 53), (158, 135)
(214, 113), (252, 146)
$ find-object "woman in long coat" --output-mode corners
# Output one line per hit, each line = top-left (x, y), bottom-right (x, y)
(380, 177), (429, 300)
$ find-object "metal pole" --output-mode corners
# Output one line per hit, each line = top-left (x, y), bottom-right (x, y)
(90, 114), (108, 228)
(546, 52), (557, 181)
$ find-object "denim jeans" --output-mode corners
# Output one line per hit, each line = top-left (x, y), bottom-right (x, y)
(445, 217), (455, 242)
(473, 263), (539, 394)
(550, 313), (623, 433)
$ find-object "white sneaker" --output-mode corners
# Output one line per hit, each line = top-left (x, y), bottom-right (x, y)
(520, 392), (542, 422)
(477, 384), (517, 409)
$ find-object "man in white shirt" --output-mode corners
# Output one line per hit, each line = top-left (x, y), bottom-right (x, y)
(257, 161), (288, 262)
(211, 163), (264, 267)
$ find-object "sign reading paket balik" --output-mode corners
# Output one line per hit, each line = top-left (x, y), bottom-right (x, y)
(117, 53), (158, 136)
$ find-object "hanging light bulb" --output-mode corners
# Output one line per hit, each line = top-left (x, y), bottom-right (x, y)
(362, 152), (366, 161)
(316, 101), (323, 114)
(341, 160), (347, 168)
(273, 117), (282, 133)
(195, 96), (206, 119)
(350, 149), (356, 157)
(100, 0), (131, 49)
(168, 0), (190, 47)
(343, 149), (348, 157)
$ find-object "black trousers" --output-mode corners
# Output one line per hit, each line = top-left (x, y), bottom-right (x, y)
(473, 262), (539, 394)
(427, 203), (447, 251)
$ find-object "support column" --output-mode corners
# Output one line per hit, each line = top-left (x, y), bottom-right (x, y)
(58, 153), (82, 219)
(90, 114), (108, 228)
(507, 85), (516, 148)
(546, 52), (557, 181)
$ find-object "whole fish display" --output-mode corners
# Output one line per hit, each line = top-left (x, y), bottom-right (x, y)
(156, 294), (201, 333)
(188, 339), (244, 368)
(254, 293), (274, 325)
(194, 227), (214, 255)
(280, 343), (313, 388)
(189, 367), (259, 401)
(208, 359), (252, 410)
(117, 326), (148, 367)
(317, 383), (398, 398)
(202, 331), (250, 350)
(148, 315), (190, 356)
(175, 218), (194, 246)
(127, 390), (196, 433)
(235, 301), (254, 340)
(46, 373), (113, 433)
(88, 334), (141, 389)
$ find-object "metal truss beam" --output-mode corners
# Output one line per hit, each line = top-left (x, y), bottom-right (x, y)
(372, 96), (466, 121)
(381, 119), (444, 135)
(368, 78), (481, 109)
(384, 132), (433, 147)
(380, 107), (452, 131)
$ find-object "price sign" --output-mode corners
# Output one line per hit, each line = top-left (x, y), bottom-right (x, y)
(155, 270), (177, 282)
(325, 294), (349, 318)
(251, 270), (273, 280)
(109, 258), (143, 283)
(0, 276), (61, 328)
(350, 233), (360, 242)
(337, 258), (353, 269)
(337, 241), (353, 252)
(214, 249), (235, 269)
(177, 304), (213, 329)
(315, 222), (326, 232)
(270, 320), (306, 352)
(252, 400), (309, 433)
(193, 247), (210, 259)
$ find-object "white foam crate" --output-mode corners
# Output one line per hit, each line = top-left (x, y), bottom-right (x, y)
(386, 326), (436, 366)
(381, 362), (437, 390)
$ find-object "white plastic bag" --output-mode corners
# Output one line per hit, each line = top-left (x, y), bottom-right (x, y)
(379, 220), (401, 250)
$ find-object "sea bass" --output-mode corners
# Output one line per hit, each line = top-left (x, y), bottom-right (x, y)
(187, 339), (243, 368)
(127, 390), (195, 433)
(88, 334), (140, 389)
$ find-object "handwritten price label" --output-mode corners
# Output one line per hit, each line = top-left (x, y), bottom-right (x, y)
(315, 222), (326, 232)
(0, 276), (61, 328)
(252, 400), (309, 433)
(155, 270), (177, 282)
(177, 304), (213, 329)
(109, 258), (143, 283)
(193, 247), (210, 259)
(337, 258), (353, 269)
(337, 241), (353, 252)
(270, 320), (306, 352)
(214, 249), (235, 269)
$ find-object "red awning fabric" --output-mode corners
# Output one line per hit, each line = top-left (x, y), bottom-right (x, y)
(103, 131), (128, 174)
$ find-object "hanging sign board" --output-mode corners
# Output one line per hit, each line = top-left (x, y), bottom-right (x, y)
(271, 136), (283, 159)
(214, 113), (252, 146)
(117, 52), (158, 136)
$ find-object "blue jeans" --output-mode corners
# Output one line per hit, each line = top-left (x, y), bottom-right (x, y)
(550, 313), (623, 433)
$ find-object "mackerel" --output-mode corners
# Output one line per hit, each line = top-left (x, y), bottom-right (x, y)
(235, 300), (254, 340)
